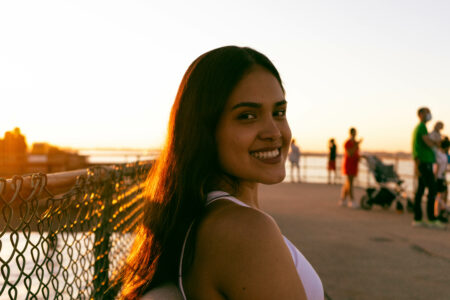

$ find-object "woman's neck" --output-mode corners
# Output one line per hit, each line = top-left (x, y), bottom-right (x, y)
(216, 180), (259, 208)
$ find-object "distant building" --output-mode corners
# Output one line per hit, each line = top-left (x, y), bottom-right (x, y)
(0, 128), (87, 177)
(28, 143), (88, 173)
(0, 127), (28, 176)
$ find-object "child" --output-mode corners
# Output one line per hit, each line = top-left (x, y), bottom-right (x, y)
(327, 138), (337, 184)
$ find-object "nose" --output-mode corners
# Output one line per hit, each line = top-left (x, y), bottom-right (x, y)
(259, 116), (282, 140)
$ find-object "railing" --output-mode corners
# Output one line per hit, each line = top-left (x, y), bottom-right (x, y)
(1, 153), (447, 299)
(0, 162), (152, 300)
(287, 153), (450, 198)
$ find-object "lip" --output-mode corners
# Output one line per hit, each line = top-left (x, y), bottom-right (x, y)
(249, 147), (282, 164)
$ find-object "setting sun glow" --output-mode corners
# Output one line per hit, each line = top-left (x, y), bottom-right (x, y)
(1, 1), (449, 153)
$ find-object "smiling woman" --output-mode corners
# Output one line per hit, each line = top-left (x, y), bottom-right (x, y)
(216, 65), (291, 187)
(119, 46), (323, 300)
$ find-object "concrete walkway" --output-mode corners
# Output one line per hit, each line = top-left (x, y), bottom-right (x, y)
(259, 182), (450, 300)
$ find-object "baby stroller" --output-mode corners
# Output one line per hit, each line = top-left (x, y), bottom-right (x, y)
(360, 155), (414, 212)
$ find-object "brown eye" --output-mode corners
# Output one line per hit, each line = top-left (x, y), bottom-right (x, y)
(273, 109), (286, 117)
(237, 112), (257, 120)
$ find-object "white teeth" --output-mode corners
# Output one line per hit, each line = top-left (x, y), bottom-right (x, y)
(251, 149), (280, 159)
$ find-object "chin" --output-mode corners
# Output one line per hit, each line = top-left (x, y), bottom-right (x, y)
(259, 172), (286, 185)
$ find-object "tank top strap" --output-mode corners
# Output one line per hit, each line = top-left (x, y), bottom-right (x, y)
(179, 190), (324, 300)
(178, 221), (192, 300)
(206, 190), (250, 207)
(178, 191), (248, 299)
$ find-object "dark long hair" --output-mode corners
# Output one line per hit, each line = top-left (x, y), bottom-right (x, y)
(120, 46), (284, 299)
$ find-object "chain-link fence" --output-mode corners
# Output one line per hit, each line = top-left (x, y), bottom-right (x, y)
(0, 162), (152, 299)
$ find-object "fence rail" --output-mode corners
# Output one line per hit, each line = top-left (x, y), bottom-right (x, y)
(2, 153), (448, 299)
(286, 153), (430, 196)
(289, 153), (449, 198)
(0, 162), (152, 300)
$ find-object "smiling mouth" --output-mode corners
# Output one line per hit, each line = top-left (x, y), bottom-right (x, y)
(250, 148), (281, 160)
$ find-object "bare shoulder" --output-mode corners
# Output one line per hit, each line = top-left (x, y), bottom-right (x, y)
(199, 200), (279, 240)
(191, 200), (306, 299)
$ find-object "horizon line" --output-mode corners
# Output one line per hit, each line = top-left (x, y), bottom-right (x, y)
(72, 147), (413, 156)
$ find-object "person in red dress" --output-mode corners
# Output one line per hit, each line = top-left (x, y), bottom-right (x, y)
(340, 127), (363, 208)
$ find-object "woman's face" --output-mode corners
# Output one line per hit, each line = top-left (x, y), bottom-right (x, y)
(216, 65), (291, 185)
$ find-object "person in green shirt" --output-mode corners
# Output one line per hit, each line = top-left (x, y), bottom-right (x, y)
(412, 107), (445, 228)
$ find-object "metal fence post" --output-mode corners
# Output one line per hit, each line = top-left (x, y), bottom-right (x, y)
(93, 173), (114, 299)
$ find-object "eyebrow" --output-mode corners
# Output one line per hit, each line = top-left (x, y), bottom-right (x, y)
(231, 99), (287, 110)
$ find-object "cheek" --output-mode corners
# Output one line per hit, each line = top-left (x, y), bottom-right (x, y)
(281, 122), (292, 146)
(216, 126), (253, 169)
(219, 132), (246, 159)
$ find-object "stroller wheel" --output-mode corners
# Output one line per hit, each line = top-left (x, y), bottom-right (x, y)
(406, 197), (414, 213)
(360, 195), (372, 210)
(396, 200), (404, 213)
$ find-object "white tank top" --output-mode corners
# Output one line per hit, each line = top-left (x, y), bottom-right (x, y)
(178, 191), (324, 300)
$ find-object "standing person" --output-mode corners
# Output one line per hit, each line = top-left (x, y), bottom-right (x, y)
(340, 128), (362, 208)
(428, 121), (444, 146)
(327, 138), (337, 184)
(289, 138), (301, 183)
(120, 46), (323, 300)
(411, 107), (445, 228)
(434, 137), (449, 222)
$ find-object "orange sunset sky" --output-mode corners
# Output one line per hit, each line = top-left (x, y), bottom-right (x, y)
(1, 0), (449, 153)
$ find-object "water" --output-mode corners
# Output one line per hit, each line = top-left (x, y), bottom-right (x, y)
(0, 232), (91, 299)
(80, 150), (447, 197)
(3, 152), (447, 299)
(0, 231), (133, 299)
(78, 149), (160, 164)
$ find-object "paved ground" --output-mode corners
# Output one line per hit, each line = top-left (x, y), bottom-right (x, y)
(259, 182), (450, 300)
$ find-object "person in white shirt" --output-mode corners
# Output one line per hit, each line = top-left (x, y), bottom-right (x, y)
(428, 121), (444, 149)
(289, 139), (301, 182)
